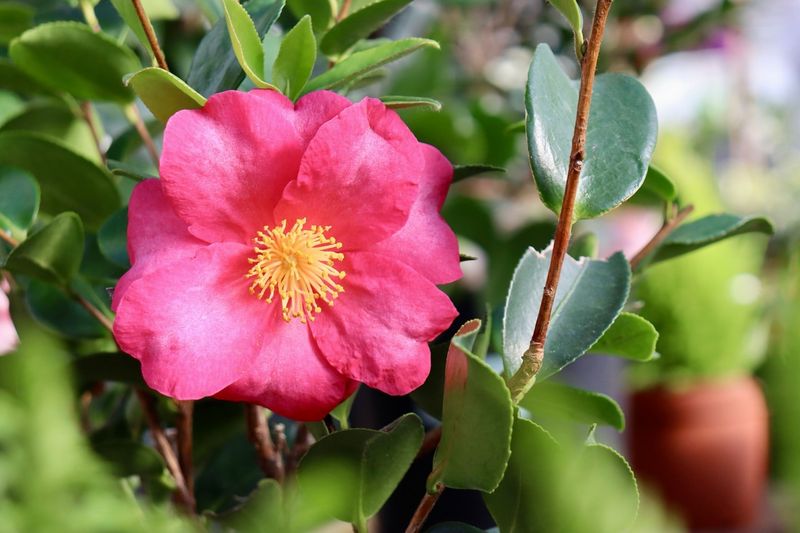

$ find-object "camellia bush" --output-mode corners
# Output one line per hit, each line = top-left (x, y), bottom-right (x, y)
(0, 0), (775, 531)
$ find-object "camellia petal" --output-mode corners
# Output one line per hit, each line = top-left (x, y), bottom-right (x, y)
(216, 305), (357, 421)
(274, 98), (422, 250)
(111, 179), (204, 311)
(311, 251), (458, 395)
(114, 242), (269, 399)
(368, 144), (462, 285)
(0, 280), (18, 356)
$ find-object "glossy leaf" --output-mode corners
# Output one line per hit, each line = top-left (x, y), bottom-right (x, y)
(452, 164), (505, 182)
(272, 15), (316, 100)
(126, 68), (206, 123)
(222, 0), (277, 89)
(588, 312), (658, 361)
(187, 0), (284, 97)
(378, 95), (442, 111)
(648, 214), (774, 265)
(97, 208), (130, 268)
(633, 165), (677, 204)
(520, 381), (624, 430)
(110, 0), (178, 58)
(72, 353), (145, 387)
(550, 0), (583, 57)
(9, 22), (141, 103)
(4, 212), (84, 285)
(298, 413), (423, 525)
(303, 38), (439, 93)
(0, 167), (39, 233)
(430, 319), (513, 493)
(502, 246), (630, 380)
(526, 44), (657, 220)
(0, 2), (34, 45)
(0, 132), (120, 229)
(287, 0), (335, 35)
(320, 0), (412, 57)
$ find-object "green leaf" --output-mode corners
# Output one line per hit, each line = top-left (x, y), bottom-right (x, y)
(303, 38), (439, 93)
(0, 2), (34, 45)
(272, 15), (316, 100)
(320, 0), (412, 57)
(4, 212), (84, 285)
(567, 232), (598, 259)
(574, 444), (639, 530)
(25, 279), (107, 338)
(526, 44), (657, 220)
(549, 0), (583, 57)
(430, 320), (513, 493)
(97, 208), (130, 269)
(588, 312), (658, 361)
(287, 0), (335, 35)
(520, 381), (624, 431)
(110, 0), (178, 59)
(91, 439), (165, 478)
(219, 479), (287, 532)
(0, 166), (39, 233)
(647, 214), (774, 265)
(329, 386), (358, 429)
(72, 353), (145, 387)
(126, 68), (206, 123)
(107, 159), (151, 182)
(0, 132), (120, 230)
(502, 246), (631, 380)
(378, 95), (442, 111)
(187, 0), (284, 97)
(631, 165), (677, 205)
(452, 164), (505, 182)
(298, 413), (423, 525)
(0, 59), (56, 96)
(222, 0), (277, 89)
(9, 22), (141, 103)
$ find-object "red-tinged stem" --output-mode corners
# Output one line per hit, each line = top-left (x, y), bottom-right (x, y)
(80, 102), (106, 164)
(175, 400), (195, 499)
(125, 104), (160, 166)
(629, 205), (694, 271)
(131, 0), (169, 70)
(245, 404), (285, 482)
(405, 485), (444, 533)
(507, 0), (614, 402)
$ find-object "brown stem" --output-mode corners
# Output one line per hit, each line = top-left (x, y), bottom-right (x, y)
(245, 404), (284, 482)
(629, 205), (694, 271)
(80, 102), (106, 164)
(405, 486), (443, 533)
(131, 0), (169, 70)
(0, 230), (18, 247)
(175, 400), (195, 499)
(286, 423), (312, 475)
(71, 289), (115, 332)
(337, 0), (353, 21)
(135, 390), (195, 512)
(125, 104), (160, 166)
(507, 0), (614, 402)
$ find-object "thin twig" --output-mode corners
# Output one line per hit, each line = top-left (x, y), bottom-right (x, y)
(337, 0), (353, 21)
(175, 400), (195, 500)
(629, 205), (694, 271)
(80, 102), (106, 164)
(507, 0), (614, 402)
(286, 423), (312, 476)
(131, 0), (169, 70)
(125, 104), (160, 166)
(71, 289), (115, 332)
(245, 404), (284, 482)
(405, 486), (444, 533)
(0, 230), (18, 247)
(135, 390), (195, 512)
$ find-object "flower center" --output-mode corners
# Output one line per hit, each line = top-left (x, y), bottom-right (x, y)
(246, 218), (345, 323)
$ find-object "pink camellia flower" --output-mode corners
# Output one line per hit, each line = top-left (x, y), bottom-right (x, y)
(0, 279), (19, 355)
(111, 90), (461, 421)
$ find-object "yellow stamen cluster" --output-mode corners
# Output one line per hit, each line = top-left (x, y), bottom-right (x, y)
(247, 218), (345, 323)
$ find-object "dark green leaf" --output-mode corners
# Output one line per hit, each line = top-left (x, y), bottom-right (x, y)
(648, 214), (774, 265)
(91, 439), (165, 477)
(452, 164), (505, 182)
(4, 212), (84, 285)
(520, 381), (624, 430)
(222, 0), (277, 89)
(107, 159), (152, 182)
(502, 246), (630, 380)
(0, 59), (56, 96)
(378, 95), (442, 111)
(286, 0), (334, 35)
(0, 166), (39, 233)
(126, 68), (206, 123)
(0, 132), (120, 230)
(634, 165), (677, 204)
(272, 15), (316, 100)
(25, 279), (107, 338)
(72, 353), (145, 387)
(97, 208), (130, 269)
(298, 413), (423, 524)
(426, 523), (485, 533)
(0, 2), (34, 45)
(187, 0), (284, 96)
(588, 312), (658, 361)
(320, 0), (412, 57)
(303, 38), (439, 93)
(9, 22), (141, 103)
(430, 319), (513, 492)
(526, 44), (657, 220)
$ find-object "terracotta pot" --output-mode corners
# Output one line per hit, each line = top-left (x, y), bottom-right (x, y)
(629, 376), (768, 530)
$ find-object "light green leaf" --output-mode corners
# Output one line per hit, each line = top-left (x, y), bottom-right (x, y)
(223, 0), (278, 89)
(298, 413), (423, 525)
(520, 381), (625, 430)
(0, 166), (39, 233)
(9, 22), (141, 103)
(303, 37), (439, 93)
(110, 0), (178, 59)
(430, 319), (513, 493)
(0, 2), (34, 45)
(647, 214), (774, 266)
(4, 212), (84, 285)
(126, 68), (206, 123)
(320, 0), (412, 57)
(588, 312), (658, 361)
(379, 95), (442, 111)
(219, 479), (287, 532)
(0, 132), (120, 230)
(188, 0), (284, 96)
(526, 44), (657, 220)
(286, 0), (335, 35)
(272, 15), (316, 100)
(550, 0), (583, 57)
(502, 245), (631, 379)
(329, 386), (358, 429)
(631, 165), (677, 205)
